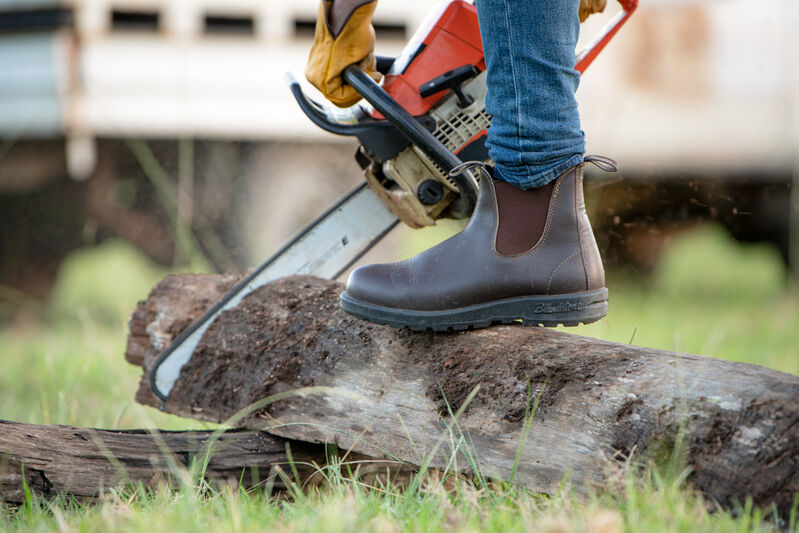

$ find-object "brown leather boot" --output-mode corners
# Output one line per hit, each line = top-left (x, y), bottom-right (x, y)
(340, 159), (614, 331)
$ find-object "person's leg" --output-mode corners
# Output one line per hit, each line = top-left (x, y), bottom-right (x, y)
(476, 0), (585, 189)
(339, 0), (609, 330)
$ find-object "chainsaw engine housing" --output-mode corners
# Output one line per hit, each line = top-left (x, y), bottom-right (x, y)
(356, 0), (491, 228)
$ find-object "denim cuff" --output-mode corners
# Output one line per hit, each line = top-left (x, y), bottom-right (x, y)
(493, 154), (584, 190)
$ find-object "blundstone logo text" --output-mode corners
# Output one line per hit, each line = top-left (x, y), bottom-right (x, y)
(535, 302), (584, 313)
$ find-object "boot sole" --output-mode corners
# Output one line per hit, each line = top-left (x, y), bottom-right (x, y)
(339, 289), (608, 332)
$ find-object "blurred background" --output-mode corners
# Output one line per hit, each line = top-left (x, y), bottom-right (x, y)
(0, 0), (796, 428)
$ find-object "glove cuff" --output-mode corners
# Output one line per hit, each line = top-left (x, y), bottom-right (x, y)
(327, 0), (377, 38)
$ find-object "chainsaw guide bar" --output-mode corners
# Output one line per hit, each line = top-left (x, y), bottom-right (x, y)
(149, 184), (397, 401)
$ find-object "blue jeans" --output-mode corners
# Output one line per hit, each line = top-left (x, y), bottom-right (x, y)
(476, 0), (585, 189)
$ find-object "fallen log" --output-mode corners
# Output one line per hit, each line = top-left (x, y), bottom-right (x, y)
(0, 420), (325, 503)
(127, 274), (799, 515)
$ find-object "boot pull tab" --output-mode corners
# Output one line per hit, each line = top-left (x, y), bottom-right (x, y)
(584, 155), (618, 172)
(449, 160), (491, 182)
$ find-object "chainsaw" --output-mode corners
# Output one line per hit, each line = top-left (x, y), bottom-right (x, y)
(149, 0), (637, 402)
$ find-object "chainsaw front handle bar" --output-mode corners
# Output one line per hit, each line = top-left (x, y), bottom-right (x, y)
(342, 66), (479, 214)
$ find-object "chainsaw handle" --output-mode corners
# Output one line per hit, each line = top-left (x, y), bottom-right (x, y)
(575, 0), (637, 74)
(342, 65), (478, 216)
(286, 72), (371, 136)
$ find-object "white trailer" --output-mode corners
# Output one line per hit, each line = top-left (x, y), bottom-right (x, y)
(0, 0), (797, 295)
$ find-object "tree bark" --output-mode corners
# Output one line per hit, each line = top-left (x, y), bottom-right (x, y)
(127, 274), (799, 515)
(0, 420), (325, 504)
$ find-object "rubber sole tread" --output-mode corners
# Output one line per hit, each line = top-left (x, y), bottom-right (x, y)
(351, 317), (599, 333)
(339, 289), (608, 332)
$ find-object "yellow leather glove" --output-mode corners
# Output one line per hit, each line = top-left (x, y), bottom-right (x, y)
(306, 0), (381, 108)
(579, 0), (608, 22)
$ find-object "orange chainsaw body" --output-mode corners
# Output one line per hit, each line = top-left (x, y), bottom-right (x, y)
(376, 1), (484, 119)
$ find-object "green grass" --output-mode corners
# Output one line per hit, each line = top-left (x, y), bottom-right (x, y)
(0, 240), (212, 429)
(1, 225), (797, 532)
(2, 466), (786, 533)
